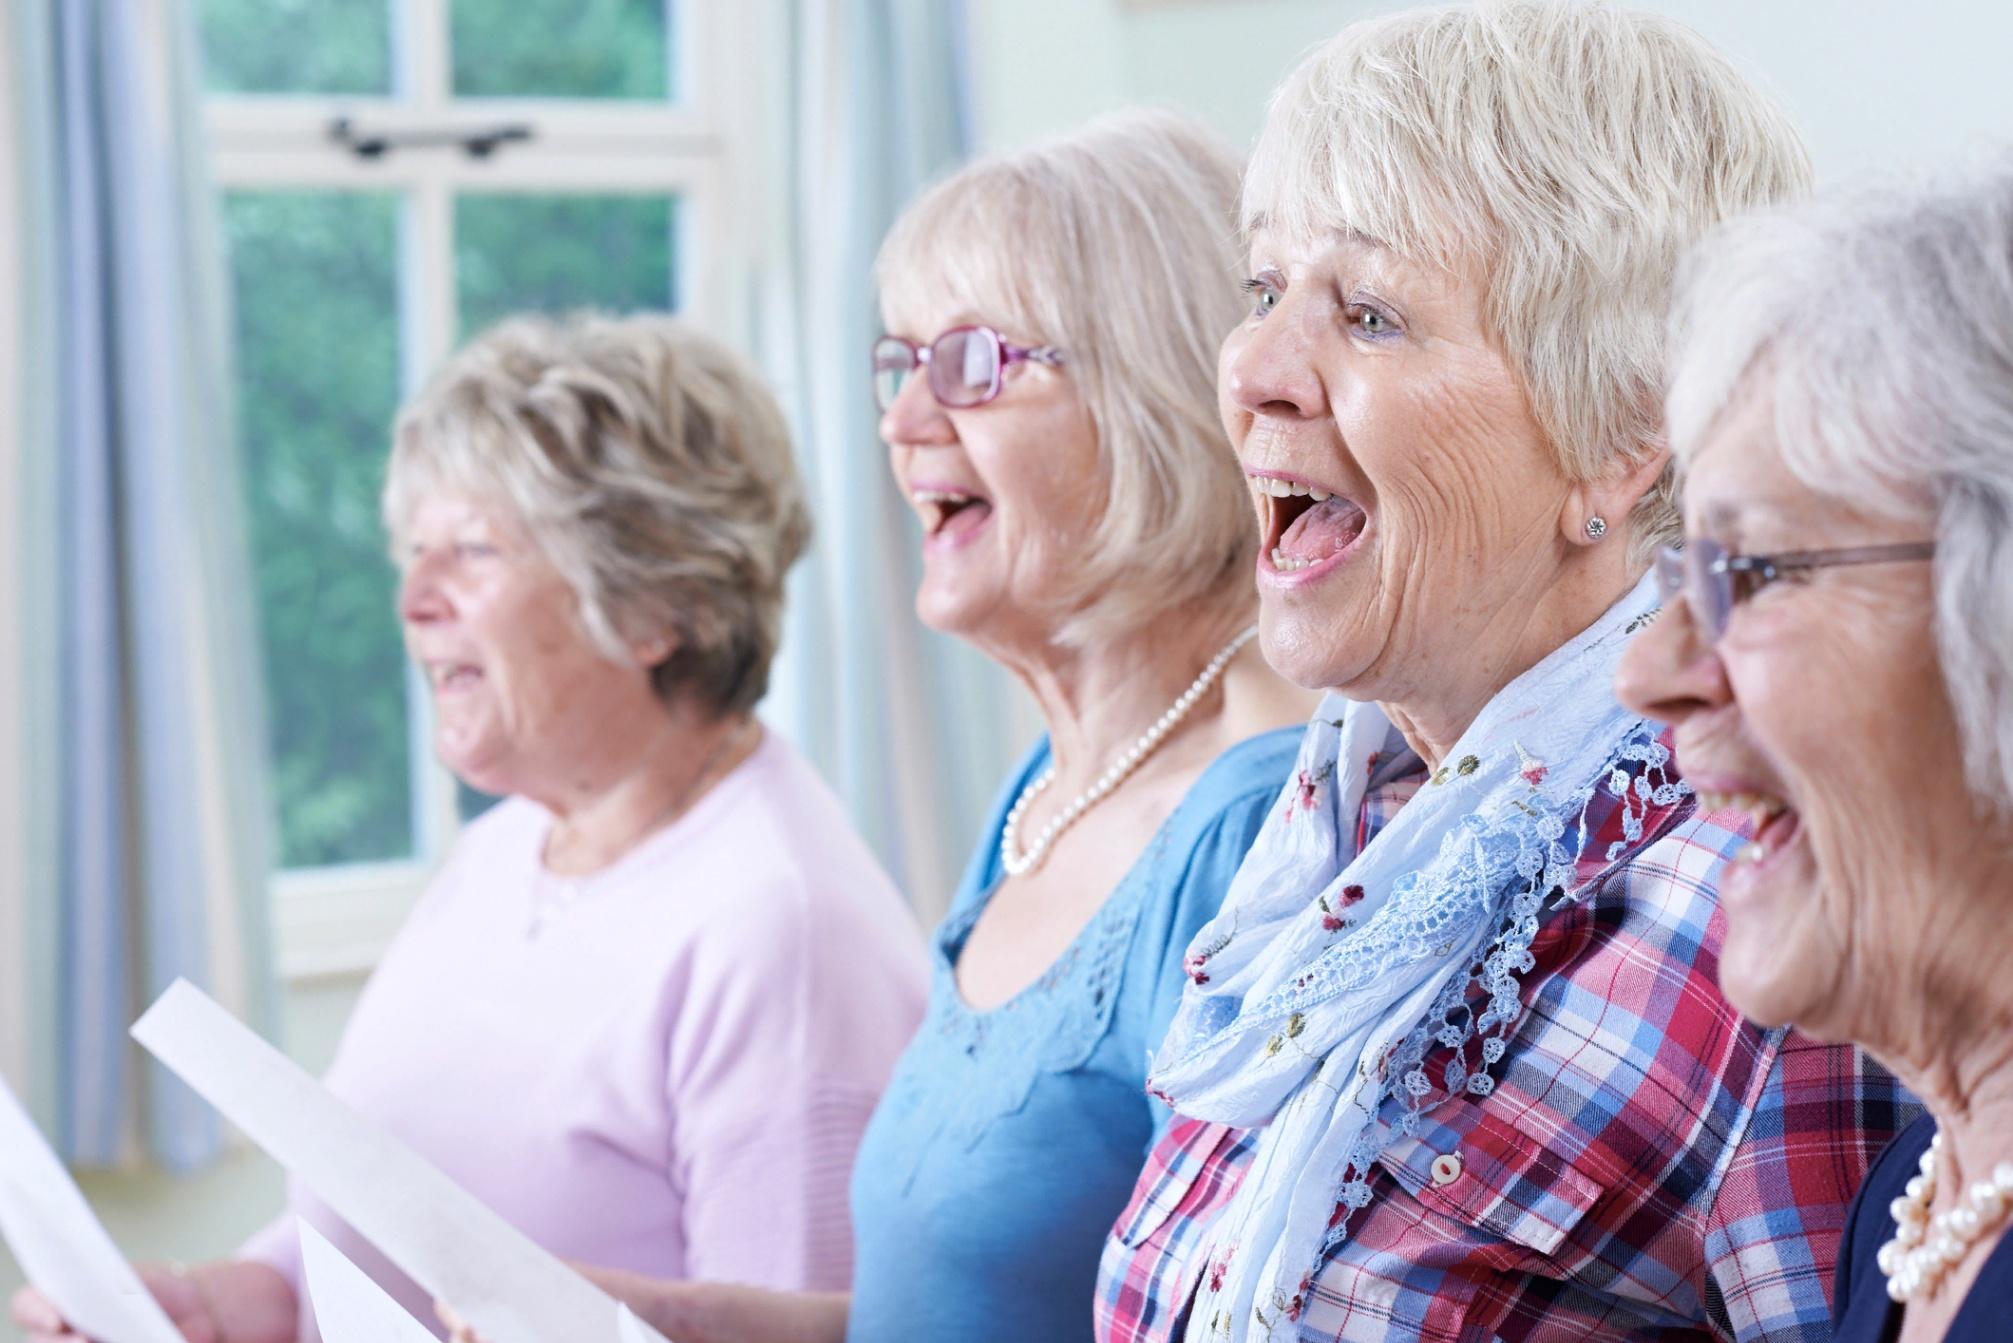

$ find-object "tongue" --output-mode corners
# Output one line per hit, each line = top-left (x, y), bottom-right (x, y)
(1279, 497), (1366, 562)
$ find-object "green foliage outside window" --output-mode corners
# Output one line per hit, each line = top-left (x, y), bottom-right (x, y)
(224, 192), (413, 869)
(200, 0), (392, 96)
(451, 0), (673, 100)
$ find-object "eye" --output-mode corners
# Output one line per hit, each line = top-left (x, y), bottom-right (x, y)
(1346, 302), (1399, 340)
(1240, 276), (1281, 319)
(454, 541), (498, 561)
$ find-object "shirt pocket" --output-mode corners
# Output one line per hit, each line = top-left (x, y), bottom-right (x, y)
(1376, 1110), (1607, 1264)
(1112, 1119), (1235, 1249)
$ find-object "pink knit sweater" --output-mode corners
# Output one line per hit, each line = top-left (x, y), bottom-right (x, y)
(243, 730), (928, 1336)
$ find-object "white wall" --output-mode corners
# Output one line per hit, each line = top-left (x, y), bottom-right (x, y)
(971, 0), (2013, 178)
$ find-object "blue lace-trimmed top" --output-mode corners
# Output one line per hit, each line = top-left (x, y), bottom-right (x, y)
(846, 727), (1300, 1343)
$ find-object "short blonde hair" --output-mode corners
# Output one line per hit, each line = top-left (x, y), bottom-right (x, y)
(384, 313), (812, 715)
(876, 110), (1253, 641)
(1248, 1), (1812, 564)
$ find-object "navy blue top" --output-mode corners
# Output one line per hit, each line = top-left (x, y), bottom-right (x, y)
(1834, 1112), (2013, 1342)
(844, 728), (1300, 1343)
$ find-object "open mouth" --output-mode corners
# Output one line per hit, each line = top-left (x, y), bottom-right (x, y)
(1253, 474), (1368, 576)
(1696, 788), (1803, 867)
(429, 662), (484, 693)
(912, 487), (994, 546)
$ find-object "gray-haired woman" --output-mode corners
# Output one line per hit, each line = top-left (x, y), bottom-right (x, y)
(12, 313), (928, 1342)
(1619, 163), (2013, 1343)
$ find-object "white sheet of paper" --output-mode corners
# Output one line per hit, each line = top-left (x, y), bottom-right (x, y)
(0, 1072), (185, 1343)
(132, 980), (672, 1343)
(299, 1222), (438, 1342)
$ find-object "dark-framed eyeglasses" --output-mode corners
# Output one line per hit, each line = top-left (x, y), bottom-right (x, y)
(871, 325), (1066, 412)
(1653, 537), (1935, 644)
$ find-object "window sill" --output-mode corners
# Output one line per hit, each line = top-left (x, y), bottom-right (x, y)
(272, 862), (431, 983)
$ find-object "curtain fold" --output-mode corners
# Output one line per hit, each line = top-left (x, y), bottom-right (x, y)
(4, 0), (275, 1171)
(756, 0), (1034, 920)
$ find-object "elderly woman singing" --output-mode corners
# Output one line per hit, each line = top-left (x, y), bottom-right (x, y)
(1619, 165), (2013, 1343)
(1095, 7), (1914, 1342)
(14, 314), (927, 1343)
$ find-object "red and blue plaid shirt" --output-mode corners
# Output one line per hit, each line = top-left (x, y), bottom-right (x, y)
(1096, 744), (1914, 1342)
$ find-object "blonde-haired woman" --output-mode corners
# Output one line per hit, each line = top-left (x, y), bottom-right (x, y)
(487, 110), (1317, 1343)
(1095, 6), (1911, 1341)
(14, 313), (927, 1342)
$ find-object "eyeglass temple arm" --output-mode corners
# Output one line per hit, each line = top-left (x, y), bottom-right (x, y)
(1002, 344), (1065, 369)
(1727, 542), (1936, 579)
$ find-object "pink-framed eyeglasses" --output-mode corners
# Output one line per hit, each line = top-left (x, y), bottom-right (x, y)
(871, 324), (1066, 412)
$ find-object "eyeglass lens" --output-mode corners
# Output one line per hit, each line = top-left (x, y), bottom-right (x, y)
(872, 328), (1006, 412)
(1655, 538), (1734, 642)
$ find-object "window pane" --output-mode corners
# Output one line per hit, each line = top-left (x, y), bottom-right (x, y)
(451, 0), (673, 100)
(200, 0), (392, 96)
(454, 193), (678, 336)
(224, 191), (414, 869)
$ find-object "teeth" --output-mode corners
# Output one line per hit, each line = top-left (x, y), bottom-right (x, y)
(1270, 547), (1319, 573)
(913, 489), (977, 505)
(1697, 788), (1790, 846)
(1251, 476), (1336, 500)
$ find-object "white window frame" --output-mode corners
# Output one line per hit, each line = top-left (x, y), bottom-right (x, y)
(206, 0), (747, 980)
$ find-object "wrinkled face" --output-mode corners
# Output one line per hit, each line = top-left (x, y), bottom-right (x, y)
(878, 304), (1101, 647)
(1222, 228), (1573, 696)
(1615, 387), (1955, 1034)
(397, 493), (663, 798)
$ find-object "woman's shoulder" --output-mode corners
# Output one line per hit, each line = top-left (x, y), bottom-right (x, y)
(1156, 724), (1302, 869)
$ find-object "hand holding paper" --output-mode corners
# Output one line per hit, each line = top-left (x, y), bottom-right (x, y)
(131, 980), (673, 1343)
(0, 1073), (187, 1343)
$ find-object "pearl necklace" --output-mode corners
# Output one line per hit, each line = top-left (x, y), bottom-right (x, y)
(1878, 1129), (2013, 1303)
(999, 626), (1258, 877)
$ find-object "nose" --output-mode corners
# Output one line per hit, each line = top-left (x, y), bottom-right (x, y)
(1222, 291), (1327, 421)
(1614, 592), (1734, 730)
(398, 548), (451, 626)
(878, 365), (957, 449)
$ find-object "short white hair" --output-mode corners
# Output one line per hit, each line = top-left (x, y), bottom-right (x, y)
(384, 313), (812, 716)
(1247, 1), (1811, 564)
(1665, 160), (2013, 811)
(876, 110), (1254, 642)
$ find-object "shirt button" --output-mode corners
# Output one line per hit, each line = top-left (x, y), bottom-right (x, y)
(1429, 1153), (1464, 1186)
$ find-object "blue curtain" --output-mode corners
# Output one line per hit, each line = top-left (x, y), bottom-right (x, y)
(760, 0), (1032, 919)
(5, 0), (275, 1171)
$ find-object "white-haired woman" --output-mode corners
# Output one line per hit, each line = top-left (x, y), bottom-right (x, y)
(462, 111), (1318, 1343)
(1618, 165), (2013, 1343)
(12, 314), (927, 1342)
(1095, 8), (1914, 1342)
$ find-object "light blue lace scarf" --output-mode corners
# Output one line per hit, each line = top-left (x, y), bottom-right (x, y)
(1148, 574), (1681, 1340)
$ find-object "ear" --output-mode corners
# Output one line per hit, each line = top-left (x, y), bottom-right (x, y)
(630, 631), (678, 669)
(1559, 439), (1673, 548)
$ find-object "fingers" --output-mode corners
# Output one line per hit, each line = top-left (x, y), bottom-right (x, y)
(432, 1298), (486, 1343)
(9, 1286), (74, 1334)
(140, 1267), (202, 1313)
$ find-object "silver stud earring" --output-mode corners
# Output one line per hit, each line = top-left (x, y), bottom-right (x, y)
(1585, 516), (1608, 540)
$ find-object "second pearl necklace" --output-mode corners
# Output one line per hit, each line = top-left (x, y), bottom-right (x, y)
(1000, 626), (1259, 877)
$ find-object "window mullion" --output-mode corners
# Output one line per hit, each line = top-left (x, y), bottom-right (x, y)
(402, 175), (466, 860)
(406, 0), (452, 111)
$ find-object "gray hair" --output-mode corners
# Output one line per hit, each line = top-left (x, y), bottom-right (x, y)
(1665, 160), (2013, 811)
(384, 313), (812, 716)
(1248, 1), (1812, 565)
(876, 109), (1255, 642)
